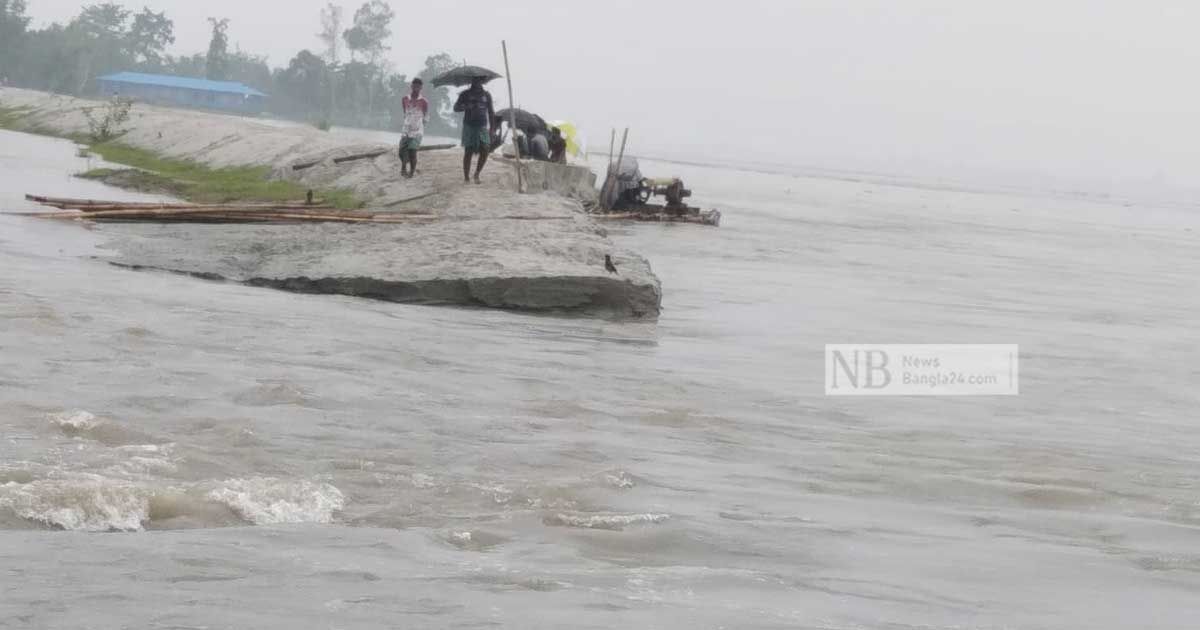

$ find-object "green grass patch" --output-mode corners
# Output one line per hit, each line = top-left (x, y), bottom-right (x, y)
(0, 104), (359, 208)
(77, 167), (190, 198)
(0, 105), (34, 129)
(86, 141), (360, 209)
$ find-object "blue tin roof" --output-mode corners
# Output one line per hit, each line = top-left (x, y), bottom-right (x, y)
(97, 72), (267, 98)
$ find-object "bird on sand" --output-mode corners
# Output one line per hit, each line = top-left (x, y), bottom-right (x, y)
(605, 255), (618, 274)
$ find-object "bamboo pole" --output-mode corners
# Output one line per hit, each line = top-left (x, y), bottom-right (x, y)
(26, 195), (197, 207)
(501, 40), (525, 193)
(21, 210), (578, 224)
(613, 127), (629, 177)
(26, 205), (367, 220)
(85, 211), (436, 224)
(27, 195), (330, 211)
(383, 190), (442, 207)
(608, 128), (616, 169)
(332, 149), (389, 164)
(601, 128), (629, 210)
(71, 203), (332, 212)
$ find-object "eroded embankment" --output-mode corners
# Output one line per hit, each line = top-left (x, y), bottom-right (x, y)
(0, 88), (661, 317)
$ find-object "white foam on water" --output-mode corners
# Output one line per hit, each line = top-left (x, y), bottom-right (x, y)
(544, 512), (671, 531)
(409, 473), (436, 489)
(0, 475), (150, 532)
(105, 444), (179, 477)
(114, 456), (178, 476)
(48, 410), (102, 432)
(602, 471), (637, 489)
(113, 444), (171, 454)
(205, 478), (345, 525)
(0, 470), (344, 531)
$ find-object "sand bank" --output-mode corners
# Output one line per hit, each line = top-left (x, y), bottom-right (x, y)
(0, 88), (661, 317)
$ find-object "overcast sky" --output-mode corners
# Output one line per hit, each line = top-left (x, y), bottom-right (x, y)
(22, 1), (1200, 194)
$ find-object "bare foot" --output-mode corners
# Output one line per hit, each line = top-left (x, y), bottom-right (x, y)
(473, 175), (482, 184)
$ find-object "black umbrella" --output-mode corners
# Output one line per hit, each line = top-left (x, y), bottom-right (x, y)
(495, 108), (549, 136)
(430, 65), (503, 88)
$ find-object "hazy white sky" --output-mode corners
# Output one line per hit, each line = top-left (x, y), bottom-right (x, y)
(23, 1), (1200, 193)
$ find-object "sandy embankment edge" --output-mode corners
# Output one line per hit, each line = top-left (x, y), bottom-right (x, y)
(0, 88), (662, 317)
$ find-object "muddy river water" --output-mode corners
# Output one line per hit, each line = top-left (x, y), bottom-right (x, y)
(2, 128), (1199, 628)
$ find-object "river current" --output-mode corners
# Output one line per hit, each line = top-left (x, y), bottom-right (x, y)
(2, 128), (1198, 628)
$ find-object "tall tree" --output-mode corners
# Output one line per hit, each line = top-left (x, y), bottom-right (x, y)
(417, 53), (460, 134)
(342, 1), (393, 120)
(76, 3), (129, 40)
(205, 17), (230, 80)
(316, 3), (344, 118)
(163, 52), (207, 78)
(0, 0), (32, 75)
(126, 8), (174, 69)
(0, 0), (30, 33)
(317, 3), (344, 66)
(70, 4), (131, 93)
(277, 49), (328, 117)
(225, 49), (272, 92)
(342, 0), (393, 63)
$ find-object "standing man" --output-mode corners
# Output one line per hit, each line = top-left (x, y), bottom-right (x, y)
(399, 78), (429, 179)
(454, 76), (495, 184)
(548, 127), (568, 164)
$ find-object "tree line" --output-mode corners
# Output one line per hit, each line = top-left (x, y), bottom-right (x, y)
(0, 1), (462, 134)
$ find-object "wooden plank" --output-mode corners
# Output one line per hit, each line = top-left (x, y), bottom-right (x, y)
(382, 191), (441, 207)
(28, 195), (329, 210)
(293, 144), (457, 170)
(75, 203), (331, 213)
(78, 206), (371, 220)
(332, 149), (389, 164)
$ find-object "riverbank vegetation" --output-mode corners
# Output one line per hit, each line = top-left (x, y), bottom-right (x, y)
(82, 143), (360, 208)
(0, 105), (359, 209)
(0, 1), (461, 134)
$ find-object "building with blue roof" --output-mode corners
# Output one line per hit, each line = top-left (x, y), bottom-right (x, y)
(97, 72), (268, 115)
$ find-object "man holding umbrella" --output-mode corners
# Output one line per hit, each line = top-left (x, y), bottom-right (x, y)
(454, 76), (497, 184)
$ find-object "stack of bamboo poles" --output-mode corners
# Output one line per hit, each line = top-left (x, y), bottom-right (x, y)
(21, 195), (436, 224)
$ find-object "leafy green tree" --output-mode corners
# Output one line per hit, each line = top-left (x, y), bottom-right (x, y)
(275, 49), (328, 118)
(341, 1), (393, 120)
(76, 3), (130, 40)
(342, 0), (392, 63)
(127, 8), (175, 69)
(72, 3), (132, 91)
(205, 17), (230, 80)
(316, 3), (344, 118)
(0, 0), (30, 35)
(417, 53), (461, 134)
(0, 0), (32, 76)
(23, 23), (94, 94)
(163, 53), (207, 78)
(2, 1), (470, 134)
(317, 3), (344, 66)
(225, 49), (272, 93)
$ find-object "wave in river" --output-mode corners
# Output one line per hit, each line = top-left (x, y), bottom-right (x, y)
(0, 475), (345, 532)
